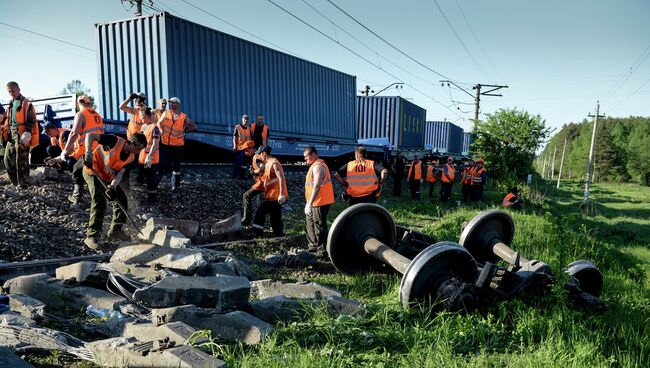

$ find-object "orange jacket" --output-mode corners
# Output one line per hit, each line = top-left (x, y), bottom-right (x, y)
(263, 157), (288, 201)
(2, 97), (39, 147)
(502, 192), (517, 207)
(50, 128), (70, 149)
(251, 153), (264, 191)
(234, 124), (252, 151)
(441, 163), (456, 183)
(72, 108), (104, 159)
(138, 124), (160, 165)
(346, 159), (378, 197)
(462, 166), (474, 185)
(472, 167), (486, 186)
(126, 112), (148, 139)
(408, 161), (422, 180)
(83, 136), (135, 182)
(426, 165), (438, 183)
(160, 110), (188, 146)
(305, 159), (334, 206)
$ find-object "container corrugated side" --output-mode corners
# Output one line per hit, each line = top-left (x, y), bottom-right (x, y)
(356, 96), (425, 150)
(448, 122), (463, 154)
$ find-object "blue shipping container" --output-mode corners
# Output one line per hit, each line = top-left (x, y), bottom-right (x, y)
(424, 121), (464, 154)
(356, 96), (425, 150)
(95, 12), (357, 156)
(462, 132), (473, 154)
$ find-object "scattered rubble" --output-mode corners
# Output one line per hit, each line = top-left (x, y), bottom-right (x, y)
(110, 244), (208, 274)
(264, 247), (319, 267)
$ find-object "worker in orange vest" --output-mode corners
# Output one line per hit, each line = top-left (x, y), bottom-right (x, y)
(252, 146), (288, 237)
(502, 187), (522, 209)
(334, 146), (388, 206)
(391, 151), (406, 197)
(82, 132), (147, 250)
(471, 159), (487, 202)
(240, 141), (261, 226)
(250, 114), (269, 148)
(138, 113), (162, 204)
(407, 154), (423, 200)
(304, 146), (335, 253)
(461, 160), (476, 203)
(152, 98), (167, 123)
(120, 92), (149, 139)
(426, 159), (440, 198)
(43, 121), (71, 170)
(232, 114), (253, 179)
(60, 95), (104, 204)
(440, 156), (456, 202)
(2, 81), (39, 188)
(156, 97), (197, 191)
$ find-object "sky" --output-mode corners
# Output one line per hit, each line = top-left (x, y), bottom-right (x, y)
(1, 0), (649, 134)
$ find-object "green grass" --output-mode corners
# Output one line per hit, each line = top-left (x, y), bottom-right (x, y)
(207, 180), (650, 367)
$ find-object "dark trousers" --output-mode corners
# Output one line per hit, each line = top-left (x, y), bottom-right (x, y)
(392, 174), (404, 197)
(46, 146), (76, 172)
(440, 182), (453, 202)
(471, 185), (484, 202)
(253, 200), (283, 237)
(462, 184), (471, 202)
(232, 150), (248, 179)
(409, 179), (420, 200)
(157, 144), (183, 187)
(3, 140), (30, 187)
(83, 170), (127, 238)
(349, 193), (377, 206)
(144, 164), (159, 201)
(305, 204), (330, 249)
(428, 181), (436, 197)
(242, 187), (263, 224)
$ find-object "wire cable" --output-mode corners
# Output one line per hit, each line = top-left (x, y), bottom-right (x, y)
(601, 43), (650, 105)
(0, 21), (94, 52)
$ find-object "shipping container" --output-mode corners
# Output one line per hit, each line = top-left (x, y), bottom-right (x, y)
(356, 96), (425, 150)
(95, 12), (357, 157)
(462, 132), (473, 154)
(424, 121), (464, 154)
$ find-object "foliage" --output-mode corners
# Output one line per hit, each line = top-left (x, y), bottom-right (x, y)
(60, 79), (94, 110)
(472, 108), (551, 188)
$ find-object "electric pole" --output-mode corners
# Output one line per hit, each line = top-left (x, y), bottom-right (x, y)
(551, 146), (557, 180)
(439, 81), (508, 129)
(360, 85), (373, 96)
(581, 102), (605, 208)
(134, 0), (143, 16)
(474, 84), (481, 126)
(557, 138), (567, 189)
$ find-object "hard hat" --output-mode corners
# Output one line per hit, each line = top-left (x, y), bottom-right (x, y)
(169, 97), (181, 104)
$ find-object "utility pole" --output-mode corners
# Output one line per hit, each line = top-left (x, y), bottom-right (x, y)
(134, 0), (143, 16)
(360, 85), (373, 96)
(551, 146), (557, 180)
(542, 154), (548, 179)
(439, 81), (508, 129)
(474, 84), (481, 127)
(581, 102), (605, 207)
(557, 138), (567, 189)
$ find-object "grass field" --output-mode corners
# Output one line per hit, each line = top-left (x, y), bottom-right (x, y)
(216, 179), (650, 367)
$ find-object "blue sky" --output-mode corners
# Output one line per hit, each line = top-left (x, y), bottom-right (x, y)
(1, 0), (648, 133)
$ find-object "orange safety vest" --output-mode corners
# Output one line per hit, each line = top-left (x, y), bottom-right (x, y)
(251, 153), (264, 191)
(235, 124), (252, 151)
(83, 136), (135, 182)
(152, 108), (166, 123)
(462, 167), (474, 185)
(126, 111), (147, 139)
(263, 157), (288, 201)
(502, 192), (517, 207)
(2, 98), (40, 147)
(472, 167), (486, 186)
(160, 110), (187, 146)
(441, 163), (456, 183)
(72, 108), (104, 159)
(305, 159), (334, 206)
(50, 128), (70, 149)
(408, 161), (422, 180)
(426, 165), (437, 183)
(250, 122), (268, 145)
(138, 124), (160, 165)
(346, 159), (378, 197)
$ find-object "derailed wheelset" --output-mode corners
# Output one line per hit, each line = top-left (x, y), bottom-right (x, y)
(327, 204), (605, 312)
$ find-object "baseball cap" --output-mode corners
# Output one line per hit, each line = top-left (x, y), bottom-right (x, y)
(169, 97), (181, 104)
(255, 145), (272, 155)
(43, 121), (57, 131)
(242, 114), (249, 119)
(77, 95), (91, 104)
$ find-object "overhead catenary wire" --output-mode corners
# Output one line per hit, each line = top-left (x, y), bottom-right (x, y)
(608, 75), (650, 114)
(601, 43), (650, 105)
(0, 21), (95, 52)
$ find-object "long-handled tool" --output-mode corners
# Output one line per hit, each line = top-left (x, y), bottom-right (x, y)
(91, 168), (144, 237)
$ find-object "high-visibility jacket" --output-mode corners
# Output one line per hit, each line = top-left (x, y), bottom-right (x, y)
(502, 192), (517, 207)
(472, 167), (486, 186)
(426, 165), (438, 183)
(408, 161), (422, 180)
(152, 108), (166, 123)
(72, 108), (104, 159)
(138, 124), (160, 165)
(251, 122), (268, 145)
(263, 157), (288, 201)
(346, 159), (378, 197)
(50, 128), (70, 149)
(160, 110), (188, 146)
(441, 163), (456, 183)
(305, 159), (334, 206)
(83, 136), (135, 183)
(2, 97), (39, 147)
(126, 112), (146, 139)
(234, 124), (252, 151)
(462, 167), (474, 185)
(251, 153), (264, 191)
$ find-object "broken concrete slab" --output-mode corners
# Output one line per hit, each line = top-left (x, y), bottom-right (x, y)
(249, 295), (311, 323)
(326, 295), (366, 317)
(152, 229), (193, 248)
(87, 337), (225, 368)
(55, 261), (107, 287)
(201, 262), (237, 277)
(0, 325), (92, 361)
(152, 305), (272, 345)
(3, 273), (126, 311)
(1, 311), (37, 327)
(199, 249), (235, 263)
(224, 256), (258, 280)
(132, 275), (250, 311)
(123, 321), (197, 346)
(251, 279), (341, 300)
(147, 217), (200, 238)
(104, 262), (174, 283)
(264, 248), (318, 267)
(0, 347), (34, 368)
(210, 214), (242, 235)
(7, 294), (46, 320)
(110, 244), (208, 274)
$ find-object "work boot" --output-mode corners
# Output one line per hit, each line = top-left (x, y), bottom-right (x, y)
(83, 236), (100, 251)
(107, 228), (131, 242)
(68, 184), (81, 204)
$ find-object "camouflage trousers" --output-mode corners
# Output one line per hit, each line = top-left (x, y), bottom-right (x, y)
(3, 140), (30, 187)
